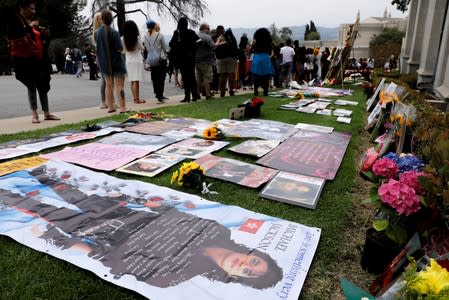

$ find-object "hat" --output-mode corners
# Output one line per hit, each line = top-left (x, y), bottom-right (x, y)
(146, 19), (156, 29)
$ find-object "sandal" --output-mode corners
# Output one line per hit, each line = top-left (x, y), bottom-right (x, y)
(120, 108), (133, 114)
(99, 104), (108, 109)
(32, 117), (40, 124)
(133, 99), (146, 104)
(107, 109), (117, 113)
(44, 114), (60, 121)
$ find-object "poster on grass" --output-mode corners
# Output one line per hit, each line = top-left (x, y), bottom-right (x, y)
(41, 143), (149, 171)
(117, 153), (184, 177)
(216, 119), (297, 141)
(125, 121), (186, 135)
(259, 172), (326, 209)
(98, 132), (179, 152)
(0, 128), (121, 161)
(156, 138), (229, 159)
(257, 130), (351, 180)
(227, 140), (280, 158)
(0, 159), (320, 300)
(195, 154), (278, 188)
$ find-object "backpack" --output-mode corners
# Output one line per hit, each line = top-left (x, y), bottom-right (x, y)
(146, 33), (161, 67)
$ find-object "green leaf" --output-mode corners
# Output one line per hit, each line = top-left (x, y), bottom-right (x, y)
(373, 219), (389, 231)
(361, 170), (377, 182)
(385, 224), (408, 245)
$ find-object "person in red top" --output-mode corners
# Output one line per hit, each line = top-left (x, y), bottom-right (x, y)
(7, 0), (59, 124)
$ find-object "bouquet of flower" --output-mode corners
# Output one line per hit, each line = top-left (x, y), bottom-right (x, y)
(364, 152), (428, 245)
(171, 161), (205, 189)
(250, 97), (264, 107)
(400, 258), (449, 299)
(362, 82), (376, 98)
(203, 123), (225, 140)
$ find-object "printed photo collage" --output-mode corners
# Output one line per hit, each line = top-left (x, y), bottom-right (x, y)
(0, 118), (351, 209)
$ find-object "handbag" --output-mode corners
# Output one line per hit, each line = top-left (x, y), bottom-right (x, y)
(8, 33), (39, 59)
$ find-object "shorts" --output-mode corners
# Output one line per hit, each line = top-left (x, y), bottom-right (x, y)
(195, 62), (212, 83)
(216, 57), (237, 74)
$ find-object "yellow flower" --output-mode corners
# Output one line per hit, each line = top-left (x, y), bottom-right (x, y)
(171, 170), (179, 184)
(203, 127), (218, 139)
(295, 92), (304, 99)
(409, 259), (449, 294)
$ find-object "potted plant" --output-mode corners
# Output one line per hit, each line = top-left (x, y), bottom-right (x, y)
(361, 152), (428, 274)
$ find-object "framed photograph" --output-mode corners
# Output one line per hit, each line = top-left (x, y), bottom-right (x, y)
(116, 153), (184, 177)
(227, 140), (280, 158)
(259, 171), (326, 209)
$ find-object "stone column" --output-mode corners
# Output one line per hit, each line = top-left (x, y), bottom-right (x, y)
(404, 0), (429, 74)
(434, 1), (449, 109)
(400, 0), (418, 72)
(417, 0), (448, 88)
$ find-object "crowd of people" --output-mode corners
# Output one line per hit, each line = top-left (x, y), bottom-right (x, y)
(7, 0), (345, 124)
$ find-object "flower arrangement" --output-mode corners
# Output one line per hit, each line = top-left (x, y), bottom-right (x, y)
(250, 97), (264, 107)
(171, 161), (205, 189)
(362, 82), (376, 98)
(400, 258), (449, 299)
(364, 152), (428, 245)
(203, 124), (225, 140)
(379, 90), (400, 105)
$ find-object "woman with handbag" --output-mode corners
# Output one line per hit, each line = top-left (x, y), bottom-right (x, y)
(7, 0), (59, 124)
(143, 20), (168, 104)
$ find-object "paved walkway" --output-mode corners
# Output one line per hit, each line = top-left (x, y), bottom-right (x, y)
(0, 73), (186, 135)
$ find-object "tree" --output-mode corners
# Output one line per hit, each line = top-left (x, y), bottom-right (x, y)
(91, 0), (208, 35)
(304, 20), (320, 41)
(269, 23), (282, 45)
(307, 31), (320, 41)
(369, 27), (404, 47)
(279, 27), (292, 41)
(391, 0), (410, 12)
(304, 24), (310, 40)
(309, 21), (317, 33)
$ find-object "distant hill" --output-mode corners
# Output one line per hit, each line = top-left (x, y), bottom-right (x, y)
(229, 25), (339, 42)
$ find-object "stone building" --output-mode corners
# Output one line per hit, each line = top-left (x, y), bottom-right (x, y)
(400, 0), (449, 109)
(338, 10), (407, 59)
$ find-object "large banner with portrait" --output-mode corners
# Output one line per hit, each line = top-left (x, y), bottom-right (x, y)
(0, 159), (320, 300)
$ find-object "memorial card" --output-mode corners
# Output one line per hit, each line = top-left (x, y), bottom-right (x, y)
(117, 153), (184, 177)
(195, 154), (278, 188)
(156, 138), (229, 159)
(260, 171), (325, 209)
(227, 140), (280, 157)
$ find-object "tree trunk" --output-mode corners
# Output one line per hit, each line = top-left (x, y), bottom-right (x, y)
(116, 0), (126, 36)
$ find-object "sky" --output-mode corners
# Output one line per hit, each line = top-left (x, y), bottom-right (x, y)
(85, 0), (407, 35)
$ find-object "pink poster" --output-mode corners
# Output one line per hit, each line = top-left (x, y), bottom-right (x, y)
(41, 143), (148, 171)
(257, 131), (351, 180)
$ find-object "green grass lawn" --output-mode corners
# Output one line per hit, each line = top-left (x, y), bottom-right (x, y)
(0, 85), (367, 299)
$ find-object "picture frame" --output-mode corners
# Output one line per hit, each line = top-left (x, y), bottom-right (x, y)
(259, 171), (326, 209)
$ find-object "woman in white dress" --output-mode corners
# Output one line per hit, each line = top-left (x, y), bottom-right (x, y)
(122, 20), (146, 104)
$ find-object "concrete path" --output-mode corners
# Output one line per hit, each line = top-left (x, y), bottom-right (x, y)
(0, 73), (187, 134)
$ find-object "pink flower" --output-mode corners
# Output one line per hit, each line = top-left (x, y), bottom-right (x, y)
(372, 158), (398, 179)
(399, 170), (428, 195)
(378, 179), (421, 216)
(360, 147), (379, 172)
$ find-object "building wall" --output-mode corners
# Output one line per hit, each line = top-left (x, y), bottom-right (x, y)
(400, 0), (449, 108)
(339, 16), (407, 60)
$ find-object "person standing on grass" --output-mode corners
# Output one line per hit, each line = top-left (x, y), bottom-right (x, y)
(122, 20), (146, 105)
(215, 28), (239, 98)
(143, 20), (168, 103)
(279, 39), (295, 87)
(95, 9), (129, 114)
(250, 27), (273, 97)
(7, 0), (59, 124)
(92, 12), (110, 109)
(169, 17), (201, 103)
(195, 22), (215, 100)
